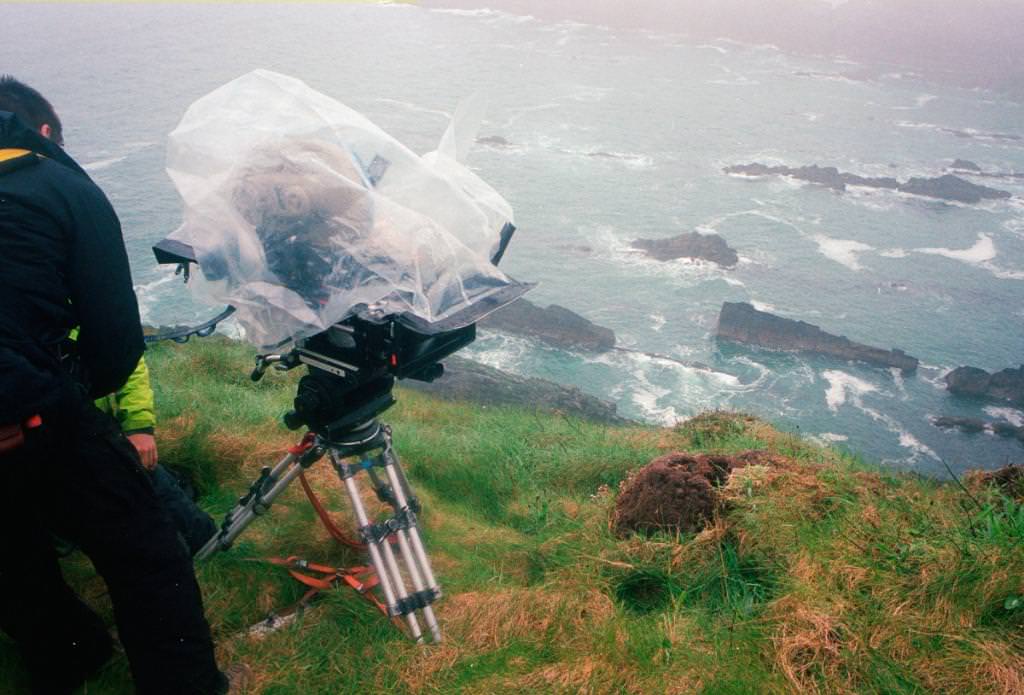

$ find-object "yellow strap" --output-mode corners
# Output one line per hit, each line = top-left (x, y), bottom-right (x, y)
(0, 148), (32, 163)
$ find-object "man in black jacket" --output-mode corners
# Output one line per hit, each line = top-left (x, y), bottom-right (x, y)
(0, 77), (228, 694)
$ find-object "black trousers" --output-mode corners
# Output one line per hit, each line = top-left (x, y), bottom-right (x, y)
(149, 464), (217, 557)
(0, 402), (224, 694)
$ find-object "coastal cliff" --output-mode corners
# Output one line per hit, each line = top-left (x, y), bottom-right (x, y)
(18, 338), (1019, 694)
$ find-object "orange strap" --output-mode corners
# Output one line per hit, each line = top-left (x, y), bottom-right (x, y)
(298, 471), (367, 550)
(265, 556), (389, 617)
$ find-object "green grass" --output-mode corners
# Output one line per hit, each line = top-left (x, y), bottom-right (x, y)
(2, 337), (1022, 694)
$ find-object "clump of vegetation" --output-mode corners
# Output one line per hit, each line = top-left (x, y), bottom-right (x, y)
(2, 337), (1021, 693)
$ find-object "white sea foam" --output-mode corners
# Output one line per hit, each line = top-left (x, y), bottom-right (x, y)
(897, 431), (939, 459)
(802, 112), (822, 122)
(631, 380), (680, 425)
(917, 233), (996, 263)
(649, 313), (667, 332)
(430, 7), (533, 23)
(83, 155), (127, 172)
(984, 407), (1024, 427)
(879, 248), (909, 258)
(750, 300), (777, 313)
(466, 334), (532, 372)
(823, 370), (877, 412)
(914, 233), (1023, 279)
(823, 370), (939, 462)
(810, 235), (874, 271)
(892, 94), (937, 111)
(890, 367), (909, 400)
(134, 273), (178, 323)
(697, 44), (728, 54)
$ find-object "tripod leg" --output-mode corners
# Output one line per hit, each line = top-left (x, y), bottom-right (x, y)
(379, 446), (443, 643)
(332, 452), (423, 642)
(196, 445), (319, 561)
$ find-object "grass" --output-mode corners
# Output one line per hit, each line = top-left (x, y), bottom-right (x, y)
(2, 337), (1022, 693)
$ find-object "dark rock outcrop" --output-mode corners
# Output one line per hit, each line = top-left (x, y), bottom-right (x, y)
(724, 162), (1011, 203)
(724, 162), (898, 192)
(476, 135), (511, 147)
(716, 302), (919, 373)
(931, 415), (1024, 443)
(402, 355), (628, 425)
(899, 174), (1011, 204)
(945, 365), (1024, 405)
(942, 127), (1021, 142)
(932, 416), (987, 433)
(631, 231), (739, 267)
(947, 160), (1024, 181)
(481, 298), (616, 352)
(951, 158), (981, 172)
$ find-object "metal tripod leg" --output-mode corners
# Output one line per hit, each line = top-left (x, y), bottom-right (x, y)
(377, 434), (442, 643)
(332, 450), (424, 642)
(196, 443), (322, 560)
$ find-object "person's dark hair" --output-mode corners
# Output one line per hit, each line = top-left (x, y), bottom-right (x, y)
(0, 75), (63, 145)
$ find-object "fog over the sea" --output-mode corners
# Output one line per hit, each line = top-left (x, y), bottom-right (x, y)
(425, 0), (1024, 96)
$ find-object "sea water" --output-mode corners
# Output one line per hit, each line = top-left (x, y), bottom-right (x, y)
(4, 3), (1022, 476)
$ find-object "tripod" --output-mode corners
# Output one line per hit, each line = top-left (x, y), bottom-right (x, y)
(195, 414), (442, 643)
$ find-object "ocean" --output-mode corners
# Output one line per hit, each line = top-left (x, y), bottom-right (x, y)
(4, 3), (1022, 476)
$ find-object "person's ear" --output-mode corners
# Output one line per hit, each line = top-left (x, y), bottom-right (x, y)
(39, 123), (53, 140)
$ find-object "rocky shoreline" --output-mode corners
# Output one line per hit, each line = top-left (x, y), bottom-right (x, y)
(724, 162), (1012, 204)
(716, 302), (919, 373)
(480, 298), (616, 352)
(402, 355), (630, 425)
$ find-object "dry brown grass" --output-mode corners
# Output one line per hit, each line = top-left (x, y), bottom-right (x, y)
(500, 656), (623, 694)
(769, 596), (856, 694)
(394, 587), (617, 694)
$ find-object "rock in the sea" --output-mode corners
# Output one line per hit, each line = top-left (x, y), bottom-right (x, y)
(897, 174), (1011, 204)
(945, 365), (1024, 405)
(932, 416), (987, 433)
(481, 298), (616, 352)
(401, 355), (628, 425)
(631, 231), (739, 267)
(476, 134), (511, 147)
(951, 158), (981, 172)
(716, 302), (919, 372)
(931, 415), (1024, 442)
(724, 162), (1010, 203)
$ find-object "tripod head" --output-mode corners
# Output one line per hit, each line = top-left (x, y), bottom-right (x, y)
(251, 312), (475, 440)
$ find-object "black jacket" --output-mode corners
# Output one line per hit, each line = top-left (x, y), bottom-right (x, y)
(0, 111), (144, 423)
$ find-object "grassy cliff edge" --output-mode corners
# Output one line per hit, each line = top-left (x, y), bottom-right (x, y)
(3, 338), (1022, 694)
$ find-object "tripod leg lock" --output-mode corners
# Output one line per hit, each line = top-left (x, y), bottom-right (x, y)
(390, 589), (440, 617)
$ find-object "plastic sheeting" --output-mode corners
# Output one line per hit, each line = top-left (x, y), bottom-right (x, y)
(166, 70), (524, 348)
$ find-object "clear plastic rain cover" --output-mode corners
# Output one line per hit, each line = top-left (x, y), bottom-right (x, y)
(166, 70), (524, 348)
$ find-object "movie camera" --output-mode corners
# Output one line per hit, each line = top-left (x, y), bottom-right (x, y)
(153, 229), (528, 643)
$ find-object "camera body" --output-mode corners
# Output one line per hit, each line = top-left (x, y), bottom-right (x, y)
(277, 315), (475, 439)
(153, 237), (479, 439)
